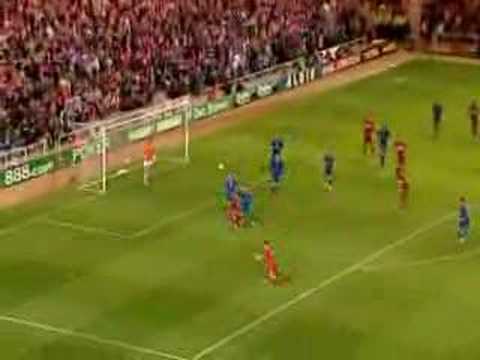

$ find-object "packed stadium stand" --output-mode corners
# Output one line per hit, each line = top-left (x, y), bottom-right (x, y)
(1, 1), (409, 149)
(421, 0), (480, 39)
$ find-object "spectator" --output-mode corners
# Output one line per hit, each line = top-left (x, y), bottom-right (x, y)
(1, 0), (389, 149)
(421, 0), (480, 41)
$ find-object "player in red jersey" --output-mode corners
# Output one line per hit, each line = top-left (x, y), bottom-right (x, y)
(394, 138), (407, 169)
(263, 241), (279, 283)
(363, 114), (376, 156)
(227, 194), (244, 229)
(396, 167), (410, 209)
(143, 138), (156, 186)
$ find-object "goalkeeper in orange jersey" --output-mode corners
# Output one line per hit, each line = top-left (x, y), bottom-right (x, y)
(363, 114), (376, 156)
(143, 138), (156, 186)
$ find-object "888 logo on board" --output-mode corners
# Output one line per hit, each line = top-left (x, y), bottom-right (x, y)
(4, 164), (31, 187)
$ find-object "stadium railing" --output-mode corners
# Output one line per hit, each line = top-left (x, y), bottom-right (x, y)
(422, 32), (480, 57)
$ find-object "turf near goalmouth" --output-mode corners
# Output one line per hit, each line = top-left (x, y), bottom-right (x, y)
(2, 58), (480, 360)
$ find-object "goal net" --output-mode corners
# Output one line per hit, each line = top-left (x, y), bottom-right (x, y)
(78, 97), (191, 194)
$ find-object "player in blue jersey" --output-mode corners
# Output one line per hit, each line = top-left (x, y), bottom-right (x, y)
(432, 101), (444, 139)
(377, 123), (391, 168)
(271, 137), (284, 157)
(224, 173), (238, 201)
(239, 187), (254, 224)
(270, 153), (284, 192)
(458, 197), (471, 244)
(468, 99), (479, 138)
(323, 152), (336, 192)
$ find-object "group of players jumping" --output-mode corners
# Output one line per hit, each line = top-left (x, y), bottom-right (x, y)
(218, 99), (478, 284)
(222, 137), (285, 283)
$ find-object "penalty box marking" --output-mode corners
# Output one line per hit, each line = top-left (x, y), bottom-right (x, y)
(0, 196), (98, 240)
(361, 247), (480, 273)
(1, 204), (458, 360)
(192, 212), (455, 360)
(0, 315), (188, 360)
(42, 217), (130, 239)
(35, 199), (217, 240)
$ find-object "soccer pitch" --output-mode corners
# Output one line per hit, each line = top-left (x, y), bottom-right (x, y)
(3, 57), (480, 360)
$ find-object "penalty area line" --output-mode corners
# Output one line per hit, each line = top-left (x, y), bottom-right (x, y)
(192, 211), (455, 360)
(130, 201), (216, 239)
(361, 247), (480, 272)
(0, 197), (98, 240)
(0, 315), (189, 360)
(42, 217), (130, 239)
(130, 177), (270, 239)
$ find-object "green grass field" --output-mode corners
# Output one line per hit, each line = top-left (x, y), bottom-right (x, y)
(3, 58), (480, 360)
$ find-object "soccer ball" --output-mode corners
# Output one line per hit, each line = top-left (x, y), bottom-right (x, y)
(218, 163), (225, 170)
(253, 253), (263, 262)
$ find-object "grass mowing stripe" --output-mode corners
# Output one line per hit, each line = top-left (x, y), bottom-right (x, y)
(0, 315), (189, 360)
(192, 211), (455, 360)
(42, 218), (130, 239)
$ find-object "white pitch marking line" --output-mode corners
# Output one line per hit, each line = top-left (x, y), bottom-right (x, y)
(192, 212), (455, 360)
(362, 248), (480, 273)
(130, 201), (216, 239)
(129, 177), (269, 239)
(43, 218), (129, 239)
(0, 315), (189, 360)
(0, 197), (98, 240)
(130, 178), (268, 239)
(0, 220), (37, 238)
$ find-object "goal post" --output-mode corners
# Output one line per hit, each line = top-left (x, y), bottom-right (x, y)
(184, 110), (191, 163)
(79, 97), (192, 194)
(100, 126), (107, 194)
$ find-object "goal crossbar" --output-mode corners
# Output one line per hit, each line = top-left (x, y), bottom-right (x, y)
(78, 97), (192, 194)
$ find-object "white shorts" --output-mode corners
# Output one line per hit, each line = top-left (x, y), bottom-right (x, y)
(144, 159), (154, 168)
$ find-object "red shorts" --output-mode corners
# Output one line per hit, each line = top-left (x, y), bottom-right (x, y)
(228, 209), (243, 222)
(266, 261), (278, 279)
(364, 135), (374, 144)
(398, 182), (409, 193)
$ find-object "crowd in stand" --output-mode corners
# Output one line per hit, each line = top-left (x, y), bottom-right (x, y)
(421, 0), (480, 40)
(371, 0), (409, 40)
(0, 0), (407, 149)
